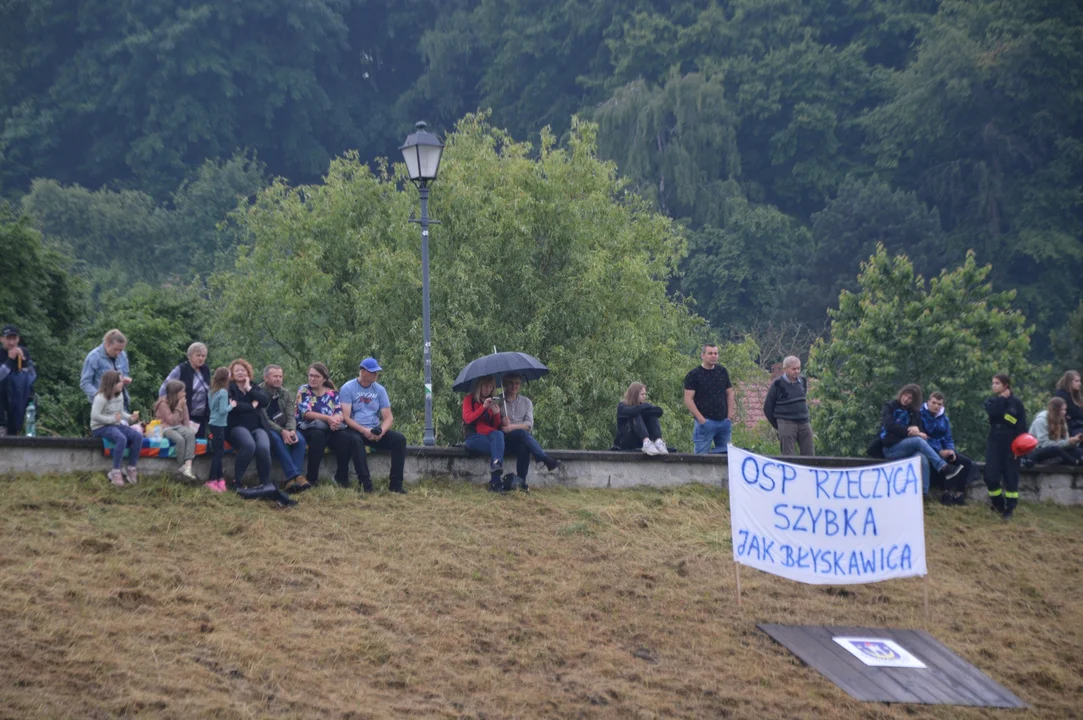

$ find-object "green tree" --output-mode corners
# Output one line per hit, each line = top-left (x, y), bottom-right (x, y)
(21, 153), (266, 287)
(1052, 301), (1083, 375)
(865, 0), (1083, 355)
(680, 189), (810, 331)
(791, 174), (945, 328)
(0, 204), (87, 435)
(808, 245), (1032, 458)
(79, 283), (213, 418)
(212, 114), (705, 449)
(1, 0), (426, 197)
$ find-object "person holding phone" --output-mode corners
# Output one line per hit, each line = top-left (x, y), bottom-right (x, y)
(462, 375), (506, 492)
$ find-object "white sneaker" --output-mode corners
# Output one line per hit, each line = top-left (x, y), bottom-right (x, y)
(642, 439), (660, 456)
(653, 439), (669, 455)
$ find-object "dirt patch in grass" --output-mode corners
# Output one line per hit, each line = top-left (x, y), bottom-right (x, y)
(0, 472), (1081, 718)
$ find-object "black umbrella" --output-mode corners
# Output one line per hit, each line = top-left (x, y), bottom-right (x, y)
(452, 351), (549, 392)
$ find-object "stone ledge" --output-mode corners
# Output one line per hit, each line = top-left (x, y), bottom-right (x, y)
(1, 437), (1080, 503)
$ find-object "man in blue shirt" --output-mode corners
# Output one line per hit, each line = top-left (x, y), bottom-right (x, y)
(919, 391), (974, 506)
(339, 357), (408, 494)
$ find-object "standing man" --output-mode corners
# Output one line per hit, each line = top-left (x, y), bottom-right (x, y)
(339, 357), (408, 494)
(763, 356), (814, 456)
(0, 324), (37, 435)
(683, 343), (735, 454)
(919, 391), (973, 506)
(80, 329), (132, 409)
(260, 364), (310, 493)
(500, 373), (560, 490)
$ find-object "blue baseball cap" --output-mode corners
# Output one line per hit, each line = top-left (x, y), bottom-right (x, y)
(359, 357), (382, 372)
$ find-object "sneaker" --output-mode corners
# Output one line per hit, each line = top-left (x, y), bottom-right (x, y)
(180, 466), (198, 481)
(943, 463), (964, 480)
(488, 478), (503, 493)
(653, 439), (669, 455)
(642, 439), (660, 456)
(490, 458), (504, 473)
(939, 492), (954, 506)
(108, 469), (126, 487)
(542, 456), (561, 471)
(952, 493), (967, 506)
(515, 475), (529, 493)
(389, 485), (407, 495)
(1002, 509), (1014, 520)
(124, 467), (139, 485)
(205, 480), (224, 493)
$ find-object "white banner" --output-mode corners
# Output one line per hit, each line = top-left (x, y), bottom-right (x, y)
(728, 446), (926, 585)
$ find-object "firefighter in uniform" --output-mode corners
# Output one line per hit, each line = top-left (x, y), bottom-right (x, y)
(983, 373), (1027, 519)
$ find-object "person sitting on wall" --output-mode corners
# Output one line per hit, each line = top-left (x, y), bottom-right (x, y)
(499, 372), (560, 491)
(339, 357), (408, 494)
(880, 383), (964, 497)
(1025, 396), (1083, 467)
(614, 382), (668, 455)
(919, 391), (974, 506)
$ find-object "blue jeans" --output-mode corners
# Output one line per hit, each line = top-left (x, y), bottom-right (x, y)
(883, 436), (946, 494)
(93, 424), (144, 469)
(268, 429), (307, 480)
(464, 431), (505, 471)
(504, 428), (547, 479)
(693, 418), (731, 454)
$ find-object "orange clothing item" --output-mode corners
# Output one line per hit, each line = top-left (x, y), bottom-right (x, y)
(462, 395), (501, 435)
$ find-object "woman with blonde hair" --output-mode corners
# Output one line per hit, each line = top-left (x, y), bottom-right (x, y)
(614, 382), (667, 455)
(462, 375), (506, 492)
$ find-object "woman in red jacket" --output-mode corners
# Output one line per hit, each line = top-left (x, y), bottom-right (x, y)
(462, 375), (506, 492)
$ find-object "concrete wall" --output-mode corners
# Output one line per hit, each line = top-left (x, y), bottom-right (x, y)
(1, 437), (1081, 504)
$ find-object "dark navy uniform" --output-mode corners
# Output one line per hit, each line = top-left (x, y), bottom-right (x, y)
(983, 393), (1027, 513)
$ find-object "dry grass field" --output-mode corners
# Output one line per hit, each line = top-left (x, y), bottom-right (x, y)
(0, 471), (1081, 719)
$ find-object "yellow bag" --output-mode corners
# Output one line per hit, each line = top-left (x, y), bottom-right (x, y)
(144, 418), (163, 439)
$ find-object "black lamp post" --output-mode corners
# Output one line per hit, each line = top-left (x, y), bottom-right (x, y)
(400, 121), (444, 447)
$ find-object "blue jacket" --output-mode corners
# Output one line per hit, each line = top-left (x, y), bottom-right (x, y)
(0, 345), (36, 432)
(919, 403), (955, 453)
(80, 344), (130, 406)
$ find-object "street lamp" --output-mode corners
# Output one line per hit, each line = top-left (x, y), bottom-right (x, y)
(400, 121), (444, 447)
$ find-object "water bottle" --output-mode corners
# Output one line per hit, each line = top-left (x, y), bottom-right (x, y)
(151, 423), (163, 440)
(24, 400), (36, 437)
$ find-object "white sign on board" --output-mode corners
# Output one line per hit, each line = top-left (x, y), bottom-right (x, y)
(728, 446), (927, 585)
(833, 637), (927, 668)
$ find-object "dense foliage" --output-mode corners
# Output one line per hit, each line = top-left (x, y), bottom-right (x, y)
(211, 115), (703, 449)
(808, 245), (1034, 458)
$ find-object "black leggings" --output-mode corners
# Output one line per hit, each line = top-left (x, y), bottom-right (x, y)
(300, 427), (365, 487)
(615, 413), (662, 450)
(1027, 445), (1083, 465)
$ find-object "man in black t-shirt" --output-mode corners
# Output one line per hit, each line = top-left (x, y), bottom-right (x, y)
(683, 343), (735, 454)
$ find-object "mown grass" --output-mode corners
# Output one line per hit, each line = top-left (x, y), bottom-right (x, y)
(0, 472), (1081, 719)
